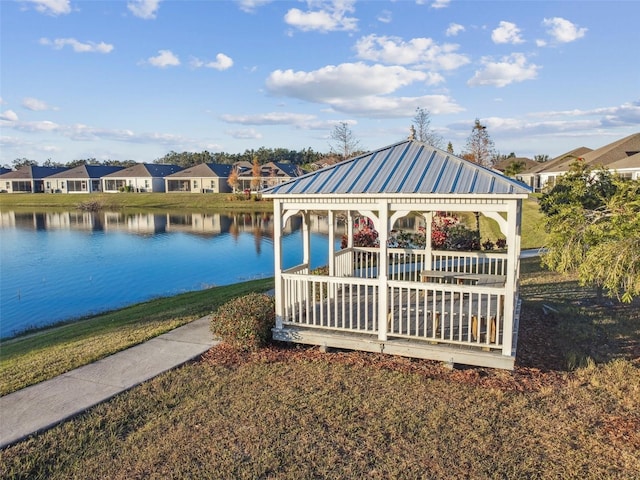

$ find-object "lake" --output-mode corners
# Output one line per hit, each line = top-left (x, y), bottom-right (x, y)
(0, 209), (343, 338)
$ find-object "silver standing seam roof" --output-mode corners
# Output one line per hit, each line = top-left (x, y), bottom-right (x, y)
(262, 139), (531, 196)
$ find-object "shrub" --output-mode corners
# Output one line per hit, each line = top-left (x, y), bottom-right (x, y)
(210, 293), (275, 351)
(482, 238), (495, 250)
(496, 238), (507, 249)
(444, 224), (480, 251)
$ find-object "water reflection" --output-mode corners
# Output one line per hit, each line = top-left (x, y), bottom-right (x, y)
(1, 210), (316, 244)
(0, 209), (344, 337)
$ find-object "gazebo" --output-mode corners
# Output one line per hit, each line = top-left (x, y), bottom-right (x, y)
(262, 139), (531, 369)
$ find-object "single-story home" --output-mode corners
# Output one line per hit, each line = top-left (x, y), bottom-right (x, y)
(0, 165), (69, 193)
(518, 133), (640, 191)
(102, 164), (183, 193)
(46, 165), (124, 193)
(165, 163), (232, 193)
(235, 161), (304, 192)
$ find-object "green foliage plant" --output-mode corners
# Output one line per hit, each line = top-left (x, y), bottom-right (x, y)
(210, 293), (275, 350)
(540, 161), (640, 302)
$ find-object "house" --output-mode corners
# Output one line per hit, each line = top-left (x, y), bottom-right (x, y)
(0, 165), (68, 193)
(102, 164), (183, 193)
(608, 152), (640, 180)
(164, 163), (232, 193)
(235, 161), (304, 191)
(262, 138), (531, 370)
(518, 133), (640, 191)
(46, 165), (124, 193)
(493, 157), (538, 175)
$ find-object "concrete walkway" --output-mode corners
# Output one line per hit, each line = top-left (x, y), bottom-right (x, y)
(0, 316), (218, 449)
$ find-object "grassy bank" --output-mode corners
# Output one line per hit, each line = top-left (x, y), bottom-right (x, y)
(0, 192), (272, 211)
(0, 278), (273, 396)
(1, 259), (638, 478)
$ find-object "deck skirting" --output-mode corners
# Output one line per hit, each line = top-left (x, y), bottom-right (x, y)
(272, 326), (516, 370)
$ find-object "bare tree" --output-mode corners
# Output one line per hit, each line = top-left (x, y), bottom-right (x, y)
(329, 122), (361, 160)
(463, 119), (496, 167)
(412, 107), (444, 148)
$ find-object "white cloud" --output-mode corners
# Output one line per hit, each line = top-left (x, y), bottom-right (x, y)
(354, 34), (470, 71)
(0, 110), (19, 122)
(430, 0), (450, 9)
(266, 62), (427, 103)
(22, 0), (71, 16)
(467, 53), (540, 87)
(531, 101), (640, 127)
(445, 23), (464, 37)
(146, 50), (180, 68)
(377, 9), (392, 24)
(22, 97), (56, 111)
(127, 0), (161, 20)
(221, 112), (318, 126)
(191, 53), (234, 71)
(39, 37), (114, 53)
(491, 21), (524, 44)
(542, 17), (587, 43)
(236, 0), (273, 13)
(328, 94), (464, 118)
(284, 0), (358, 33)
(225, 129), (263, 140)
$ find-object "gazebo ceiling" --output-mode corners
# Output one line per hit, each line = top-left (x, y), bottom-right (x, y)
(262, 140), (531, 196)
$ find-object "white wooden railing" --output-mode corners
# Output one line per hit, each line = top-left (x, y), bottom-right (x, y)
(282, 273), (379, 334)
(336, 247), (508, 280)
(280, 247), (510, 351)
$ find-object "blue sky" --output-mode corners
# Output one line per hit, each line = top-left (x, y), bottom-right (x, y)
(1, 0), (639, 165)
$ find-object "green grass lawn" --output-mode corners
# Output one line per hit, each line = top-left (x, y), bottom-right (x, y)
(0, 278), (274, 396)
(1, 259), (638, 479)
(0, 192), (272, 211)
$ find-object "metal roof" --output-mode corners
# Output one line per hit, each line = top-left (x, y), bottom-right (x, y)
(262, 140), (531, 196)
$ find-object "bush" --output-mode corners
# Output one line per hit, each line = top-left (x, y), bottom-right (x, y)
(444, 224), (480, 251)
(210, 293), (275, 351)
(482, 238), (495, 250)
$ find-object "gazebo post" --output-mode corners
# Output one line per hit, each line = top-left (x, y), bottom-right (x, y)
(424, 211), (433, 269)
(328, 210), (335, 276)
(302, 210), (310, 269)
(501, 200), (520, 356)
(273, 200), (283, 329)
(377, 200), (389, 342)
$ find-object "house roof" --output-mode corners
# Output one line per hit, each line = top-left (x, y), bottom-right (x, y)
(102, 163), (183, 178)
(493, 157), (538, 173)
(607, 152), (640, 170)
(522, 147), (593, 175)
(0, 165), (68, 179)
(263, 139), (531, 196)
(165, 163), (232, 178)
(269, 162), (301, 177)
(528, 133), (640, 174)
(47, 165), (124, 179)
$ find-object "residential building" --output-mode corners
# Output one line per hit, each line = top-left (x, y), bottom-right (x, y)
(47, 165), (124, 193)
(0, 165), (68, 193)
(102, 164), (183, 193)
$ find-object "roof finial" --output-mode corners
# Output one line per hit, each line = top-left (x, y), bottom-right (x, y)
(409, 125), (416, 140)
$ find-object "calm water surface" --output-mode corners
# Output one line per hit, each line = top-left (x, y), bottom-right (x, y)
(0, 210), (340, 338)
